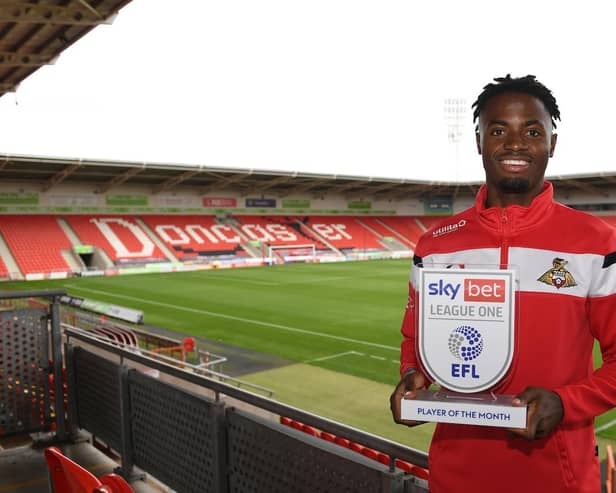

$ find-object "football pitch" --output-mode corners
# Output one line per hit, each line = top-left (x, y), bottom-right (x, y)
(3, 258), (616, 452)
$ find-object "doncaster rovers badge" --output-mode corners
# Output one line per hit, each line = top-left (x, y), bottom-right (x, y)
(537, 258), (577, 289)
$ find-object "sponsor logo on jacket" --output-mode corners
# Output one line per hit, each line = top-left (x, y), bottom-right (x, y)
(432, 219), (467, 238)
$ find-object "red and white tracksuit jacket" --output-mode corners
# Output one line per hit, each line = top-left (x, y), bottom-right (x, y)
(400, 182), (616, 493)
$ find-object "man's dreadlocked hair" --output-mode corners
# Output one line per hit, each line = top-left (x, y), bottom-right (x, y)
(472, 74), (561, 131)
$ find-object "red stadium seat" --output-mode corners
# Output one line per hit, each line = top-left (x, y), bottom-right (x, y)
(413, 466), (429, 480)
(376, 216), (426, 247)
(0, 255), (8, 278)
(394, 458), (429, 479)
(140, 215), (242, 258)
(361, 447), (379, 461)
(302, 424), (320, 437)
(44, 447), (133, 493)
(280, 415), (293, 426)
(304, 216), (384, 250)
(376, 452), (390, 466)
(349, 442), (364, 454)
(99, 473), (134, 493)
(65, 215), (166, 262)
(334, 436), (351, 449)
(394, 458), (413, 472)
(290, 420), (304, 431)
(320, 431), (336, 443)
(0, 215), (72, 275)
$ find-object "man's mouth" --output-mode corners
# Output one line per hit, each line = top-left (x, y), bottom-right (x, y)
(500, 158), (530, 172)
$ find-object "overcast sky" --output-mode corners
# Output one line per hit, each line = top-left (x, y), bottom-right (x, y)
(0, 0), (614, 183)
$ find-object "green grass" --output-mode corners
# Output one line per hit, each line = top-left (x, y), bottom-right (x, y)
(2, 258), (615, 455)
(242, 363), (435, 452)
(4, 260), (410, 386)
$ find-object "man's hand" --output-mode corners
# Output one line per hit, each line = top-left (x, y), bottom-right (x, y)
(389, 370), (427, 427)
(509, 386), (564, 439)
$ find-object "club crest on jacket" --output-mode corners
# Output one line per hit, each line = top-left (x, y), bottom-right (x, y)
(537, 258), (577, 289)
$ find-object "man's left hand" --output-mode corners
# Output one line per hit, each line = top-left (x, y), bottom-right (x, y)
(509, 386), (564, 440)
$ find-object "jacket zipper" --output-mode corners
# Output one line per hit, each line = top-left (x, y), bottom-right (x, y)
(500, 210), (509, 268)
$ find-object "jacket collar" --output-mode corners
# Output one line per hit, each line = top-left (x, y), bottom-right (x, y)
(474, 181), (555, 232)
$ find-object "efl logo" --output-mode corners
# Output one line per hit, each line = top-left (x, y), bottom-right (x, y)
(464, 279), (505, 302)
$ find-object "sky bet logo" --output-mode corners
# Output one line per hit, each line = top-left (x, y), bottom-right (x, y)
(427, 280), (460, 300)
(428, 278), (505, 302)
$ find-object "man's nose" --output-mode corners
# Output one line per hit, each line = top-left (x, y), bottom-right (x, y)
(504, 132), (527, 151)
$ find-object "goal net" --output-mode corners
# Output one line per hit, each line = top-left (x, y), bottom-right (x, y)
(267, 244), (316, 264)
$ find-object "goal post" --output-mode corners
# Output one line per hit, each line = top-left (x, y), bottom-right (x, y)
(267, 244), (316, 265)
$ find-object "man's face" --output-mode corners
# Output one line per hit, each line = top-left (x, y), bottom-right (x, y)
(476, 91), (557, 207)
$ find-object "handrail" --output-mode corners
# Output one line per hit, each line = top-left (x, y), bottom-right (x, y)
(64, 326), (429, 468)
(0, 288), (67, 299)
(64, 325), (273, 398)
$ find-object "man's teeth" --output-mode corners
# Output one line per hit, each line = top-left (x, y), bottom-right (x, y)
(502, 160), (528, 166)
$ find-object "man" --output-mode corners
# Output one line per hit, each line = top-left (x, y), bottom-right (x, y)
(390, 75), (616, 493)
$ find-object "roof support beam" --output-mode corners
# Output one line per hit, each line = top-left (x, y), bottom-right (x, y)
(252, 175), (295, 193)
(41, 163), (81, 191)
(330, 180), (370, 193)
(152, 170), (201, 194)
(467, 184), (479, 196)
(0, 82), (17, 93)
(0, 51), (57, 67)
(0, 3), (114, 26)
(97, 166), (145, 193)
(200, 173), (250, 194)
(565, 179), (608, 197)
(346, 182), (402, 199)
(278, 179), (328, 197)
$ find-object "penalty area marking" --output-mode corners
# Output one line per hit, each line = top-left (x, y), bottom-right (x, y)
(62, 284), (399, 352)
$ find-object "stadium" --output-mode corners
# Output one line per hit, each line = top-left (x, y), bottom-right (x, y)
(1, 2), (616, 493)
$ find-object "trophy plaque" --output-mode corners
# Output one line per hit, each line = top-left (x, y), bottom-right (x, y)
(401, 267), (526, 428)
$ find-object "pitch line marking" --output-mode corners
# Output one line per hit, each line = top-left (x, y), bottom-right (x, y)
(305, 351), (361, 363)
(595, 417), (616, 433)
(305, 351), (401, 366)
(180, 271), (278, 286)
(283, 276), (351, 284)
(202, 275), (277, 286)
(62, 284), (399, 351)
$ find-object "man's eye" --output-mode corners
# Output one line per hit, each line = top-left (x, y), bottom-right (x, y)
(490, 128), (504, 136)
(527, 129), (541, 137)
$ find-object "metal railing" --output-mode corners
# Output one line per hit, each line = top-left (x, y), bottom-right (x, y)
(64, 324), (274, 398)
(64, 326), (428, 470)
(0, 289), (67, 439)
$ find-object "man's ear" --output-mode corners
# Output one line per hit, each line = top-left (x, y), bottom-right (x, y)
(549, 133), (557, 158)
(475, 131), (482, 155)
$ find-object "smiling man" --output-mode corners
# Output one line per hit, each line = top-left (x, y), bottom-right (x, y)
(390, 75), (616, 493)
(477, 87), (557, 207)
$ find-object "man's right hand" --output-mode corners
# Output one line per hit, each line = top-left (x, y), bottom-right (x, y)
(389, 370), (427, 426)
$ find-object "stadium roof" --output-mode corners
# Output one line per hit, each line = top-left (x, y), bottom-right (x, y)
(1, 4), (615, 201)
(3, 153), (616, 201)
(0, 0), (133, 98)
